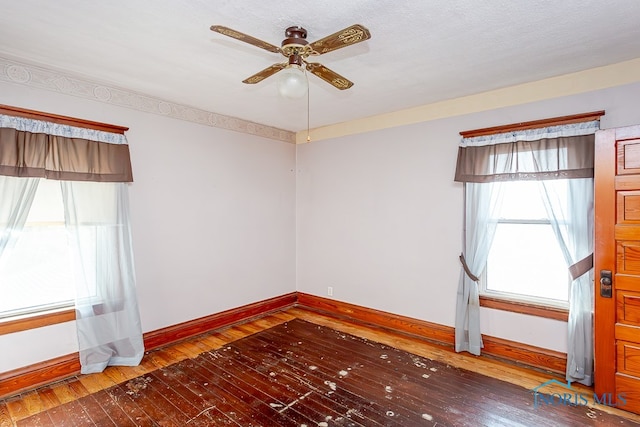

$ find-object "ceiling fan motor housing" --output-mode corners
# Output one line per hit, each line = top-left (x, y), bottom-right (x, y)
(284, 26), (307, 41)
(281, 26), (312, 58)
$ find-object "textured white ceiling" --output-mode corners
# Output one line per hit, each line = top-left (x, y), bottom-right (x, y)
(1, 0), (640, 132)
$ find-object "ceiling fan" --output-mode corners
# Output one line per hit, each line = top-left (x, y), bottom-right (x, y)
(210, 24), (371, 94)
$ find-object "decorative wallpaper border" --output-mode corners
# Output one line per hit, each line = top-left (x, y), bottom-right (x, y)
(0, 56), (295, 144)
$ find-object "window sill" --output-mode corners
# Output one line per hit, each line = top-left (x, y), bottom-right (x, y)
(0, 308), (76, 336)
(479, 295), (569, 322)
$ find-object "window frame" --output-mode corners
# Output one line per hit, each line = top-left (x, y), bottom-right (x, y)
(478, 295), (568, 321)
(0, 308), (76, 336)
(480, 216), (571, 310)
(478, 211), (572, 317)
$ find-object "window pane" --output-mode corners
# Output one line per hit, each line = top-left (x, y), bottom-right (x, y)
(0, 180), (74, 317)
(499, 181), (548, 220)
(486, 222), (569, 303)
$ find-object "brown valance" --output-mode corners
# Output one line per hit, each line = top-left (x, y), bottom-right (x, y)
(454, 134), (594, 183)
(0, 127), (133, 182)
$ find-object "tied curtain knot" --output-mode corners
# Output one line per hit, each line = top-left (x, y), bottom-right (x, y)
(459, 253), (479, 282)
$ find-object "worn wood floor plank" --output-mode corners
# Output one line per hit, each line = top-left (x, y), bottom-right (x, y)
(146, 370), (226, 427)
(121, 377), (184, 426)
(191, 351), (317, 426)
(105, 382), (156, 427)
(188, 334), (220, 354)
(0, 401), (13, 427)
(87, 390), (133, 427)
(4, 395), (28, 424)
(71, 392), (114, 427)
(184, 359), (304, 427)
(243, 322), (434, 425)
(150, 364), (239, 426)
(17, 392), (44, 419)
(264, 320), (519, 425)
(49, 382), (80, 406)
(22, 388), (66, 427)
(13, 410), (50, 427)
(227, 332), (392, 426)
(77, 373), (116, 395)
(141, 348), (174, 371)
(199, 347), (327, 421)
(33, 387), (59, 413)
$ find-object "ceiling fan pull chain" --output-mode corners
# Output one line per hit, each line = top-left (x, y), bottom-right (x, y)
(307, 70), (311, 142)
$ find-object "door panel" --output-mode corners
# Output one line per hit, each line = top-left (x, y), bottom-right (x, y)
(618, 139), (640, 173)
(615, 324), (640, 343)
(618, 191), (640, 222)
(617, 291), (640, 323)
(617, 242), (640, 274)
(617, 341), (640, 377)
(617, 374), (640, 414)
(595, 125), (640, 414)
(617, 275), (640, 292)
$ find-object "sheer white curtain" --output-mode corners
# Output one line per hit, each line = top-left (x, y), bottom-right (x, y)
(0, 176), (39, 256)
(540, 178), (594, 385)
(61, 181), (144, 373)
(455, 181), (505, 354)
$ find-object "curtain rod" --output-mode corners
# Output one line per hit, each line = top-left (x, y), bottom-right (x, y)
(460, 110), (605, 138)
(0, 104), (129, 134)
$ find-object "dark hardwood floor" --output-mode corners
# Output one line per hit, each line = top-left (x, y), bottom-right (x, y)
(1, 308), (640, 426)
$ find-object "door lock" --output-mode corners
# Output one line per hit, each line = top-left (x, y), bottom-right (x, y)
(600, 270), (612, 298)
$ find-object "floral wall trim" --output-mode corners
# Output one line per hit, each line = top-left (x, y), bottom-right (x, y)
(0, 56), (295, 144)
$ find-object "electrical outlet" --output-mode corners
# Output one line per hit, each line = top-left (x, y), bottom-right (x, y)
(327, 286), (333, 297)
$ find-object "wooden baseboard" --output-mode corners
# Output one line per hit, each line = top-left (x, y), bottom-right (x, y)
(0, 353), (80, 398)
(296, 292), (454, 345)
(296, 292), (567, 375)
(481, 335), (567, 374)
(0, 292), (297, 399)
(143, 292), (297, 351)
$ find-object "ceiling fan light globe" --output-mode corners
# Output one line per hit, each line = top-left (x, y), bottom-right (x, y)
(277, 65), (308, 98)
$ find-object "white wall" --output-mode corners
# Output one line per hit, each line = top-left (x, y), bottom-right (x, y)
(296, 81), (640, 353)
(0, 81), (296, 372)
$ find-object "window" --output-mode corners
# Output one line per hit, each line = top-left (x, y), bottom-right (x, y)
(0, 179), (75, 319)
(0, 106), (144, 373)
(482, 180), (570, 308)
(453, 111), (601, 368)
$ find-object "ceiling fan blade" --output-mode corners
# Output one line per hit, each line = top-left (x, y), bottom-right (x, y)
(308, 24), (371, 55)
(242, 63), (287, 84)
(210, 25), (281, 54)
(305, 62), (354, 90)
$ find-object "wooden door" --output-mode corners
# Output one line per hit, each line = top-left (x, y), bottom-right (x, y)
(595, 124), (640, 414)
